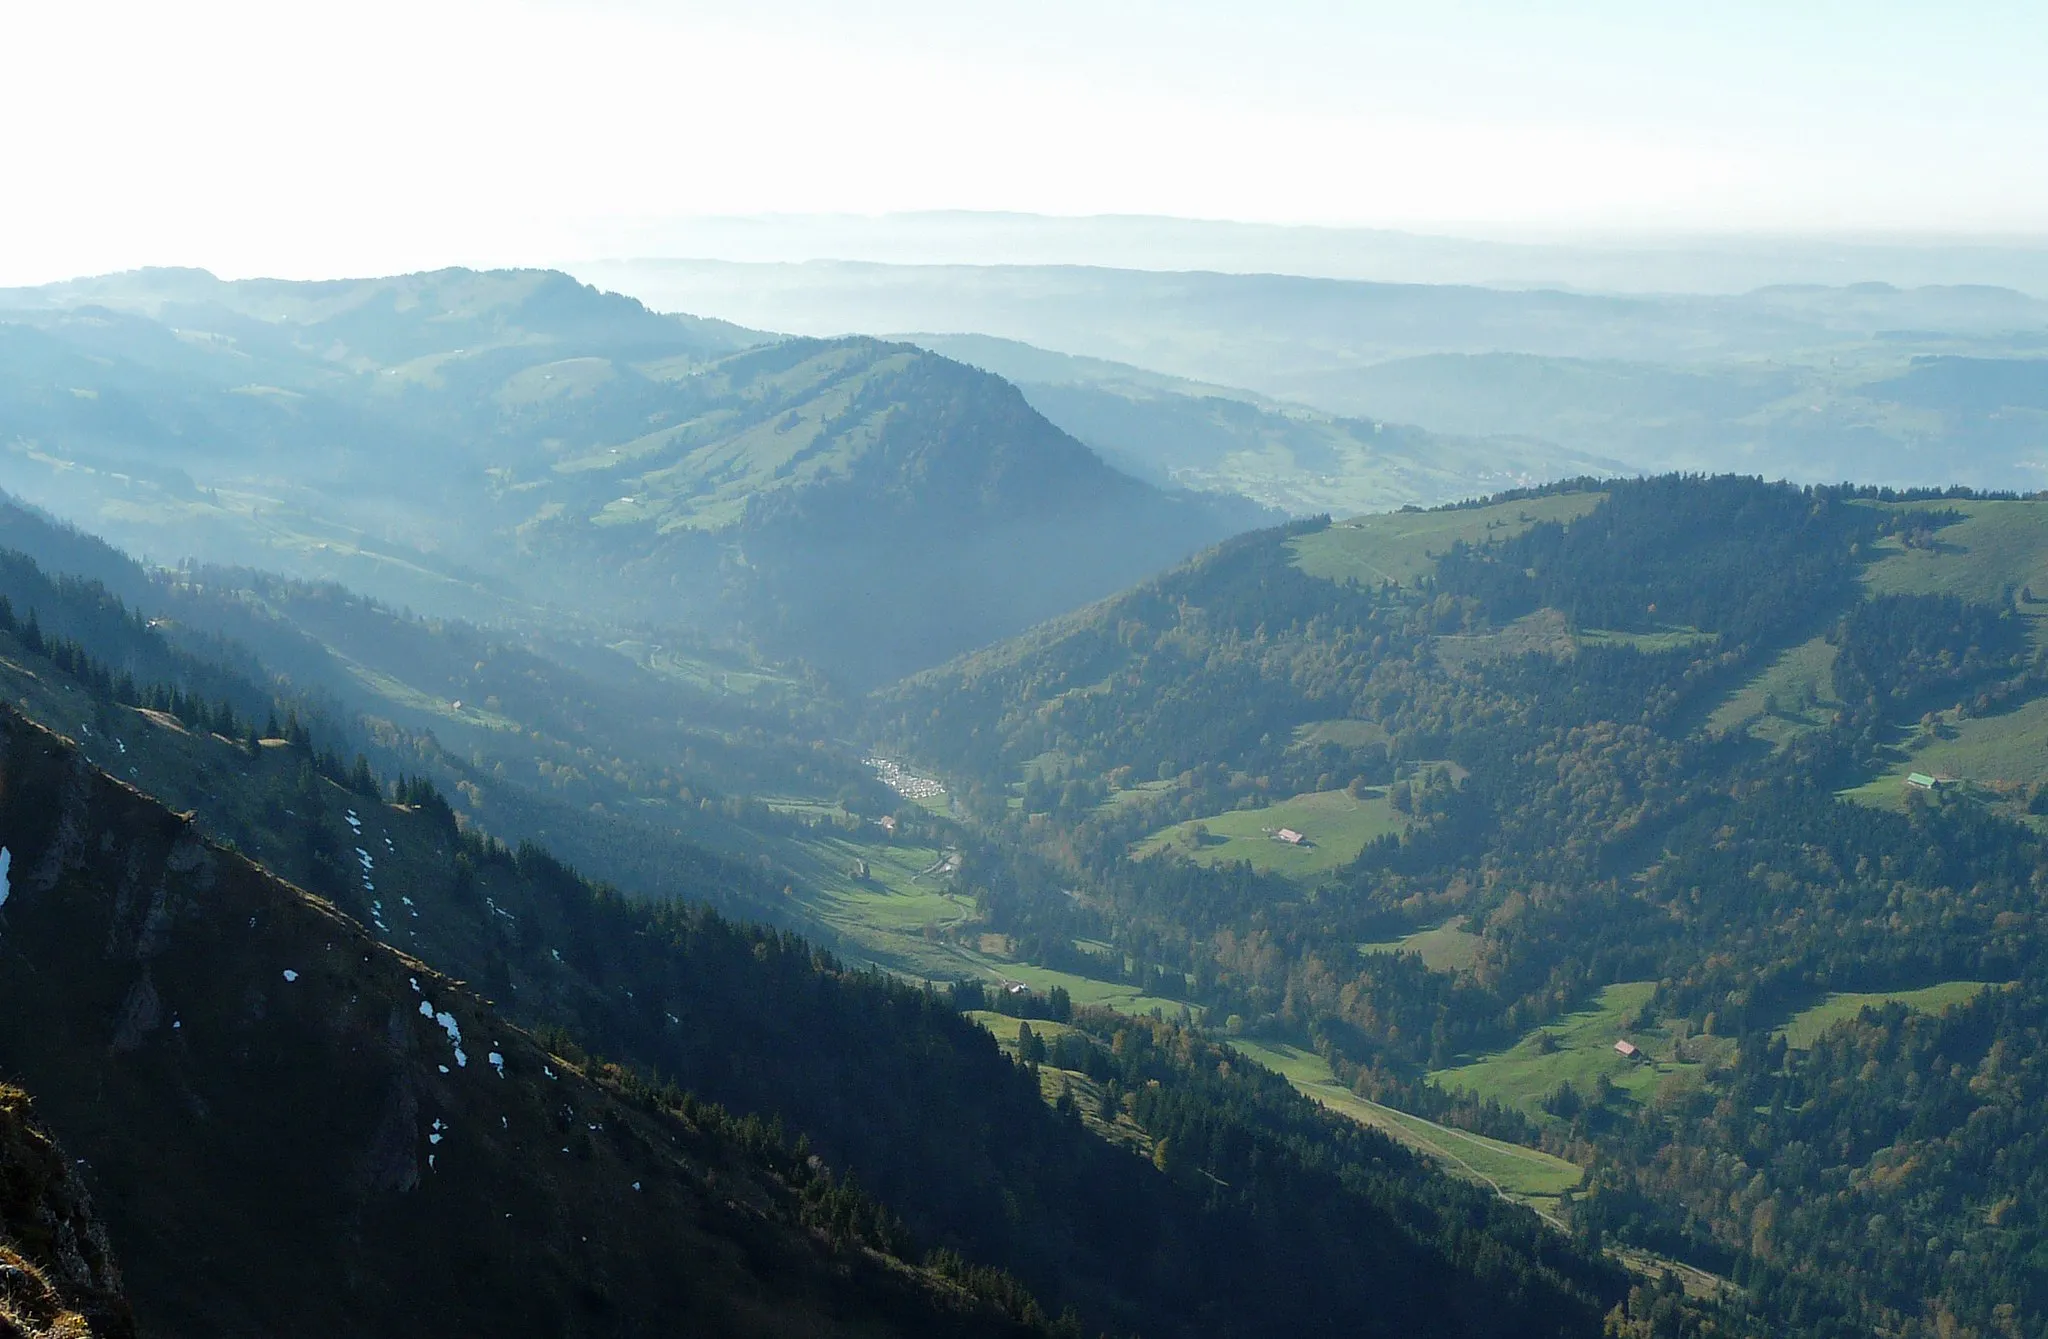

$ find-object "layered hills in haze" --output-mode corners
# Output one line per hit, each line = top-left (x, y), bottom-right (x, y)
(0, 268), (1254, 683)
(589, 210), (2048, 295)
(12, 244), (2048, 1339)
(908, 332), (1628, 516)
(579, 258), (2048, 495)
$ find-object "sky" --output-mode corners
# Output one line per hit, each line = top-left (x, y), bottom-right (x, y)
(4, 0), (2047, 282)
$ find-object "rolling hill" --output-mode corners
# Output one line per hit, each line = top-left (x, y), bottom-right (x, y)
(577, 259), (2048, 493)
(0, 269), (1253, 683)
(907, 333), (1627, 515)
(871, 475), (2048, 1336)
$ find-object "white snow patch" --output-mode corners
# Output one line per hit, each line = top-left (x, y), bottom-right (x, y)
(632, 1182), (642, 1192)
(488, 1052), (504, 1077)
(420, 1005), (467, 1067)
(438, 1065), (450, 1074)
(0, 846), (11, 909)
(281, 970), (298, 982)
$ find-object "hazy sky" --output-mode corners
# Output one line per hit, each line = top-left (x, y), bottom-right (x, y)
(5, 0), (2046, 282)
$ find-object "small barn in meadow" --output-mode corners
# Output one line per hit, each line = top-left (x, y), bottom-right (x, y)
(1613, 1039), (1641, 1060)
(1274, 828), (1310, 847)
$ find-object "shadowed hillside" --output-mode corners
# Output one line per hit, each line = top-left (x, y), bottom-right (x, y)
(0, 708), (1050, 1339)
(0, 1089), (134, 1339)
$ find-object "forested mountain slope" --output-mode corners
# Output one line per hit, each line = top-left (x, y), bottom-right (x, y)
(0, 535), (1643, 1337)
(0, 710), (1052, 1339)
(0, 495), (834, 945)
(0, 268), (1251, 683)
(874, 475), (2048, 1337)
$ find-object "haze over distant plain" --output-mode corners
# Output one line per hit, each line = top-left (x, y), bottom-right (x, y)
(6, 0), (2048, 285)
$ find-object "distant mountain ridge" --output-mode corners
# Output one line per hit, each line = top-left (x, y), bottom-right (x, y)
(0, 267), (1254, 683)
(570, 259), (2048, 495)
(572, 210), (2048, 295)
(908, 332), (1630, 515)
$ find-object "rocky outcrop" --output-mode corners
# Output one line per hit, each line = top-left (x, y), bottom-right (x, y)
(0, 1087), (134, 1339)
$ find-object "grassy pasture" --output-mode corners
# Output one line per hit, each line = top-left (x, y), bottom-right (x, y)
(1432, 608), (1575, 669)
(1096, 778), (1177, 812)
(1428, 983), (1726, 1119)
(1131, 787), (1407, 881)
(1288, 718), (1390, 750)
(1705, 634), (1842, 747)
(969, 1014), (1158, 1153)
(625, 642), (796, 698)
(1287, 491), (1604, 589)
(1839, 694), (2048, 812)
(1359, 918), (1484, 973)
(971, 958), (1193, 1019)
(1776, 981), (2008, 1050)
(765, 825), (1195, 1015)
(769, 832), (981, 975)
(967, 1011), (1083, 1046)
(1223, 1039), (1582, 1204)
(1862, 499), (2048, 623)
(1577, 625), (1717, 652)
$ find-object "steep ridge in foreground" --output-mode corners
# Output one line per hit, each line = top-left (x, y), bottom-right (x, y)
(0, 1088), (134, 1339)
(0, 709), (1045, 1339)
